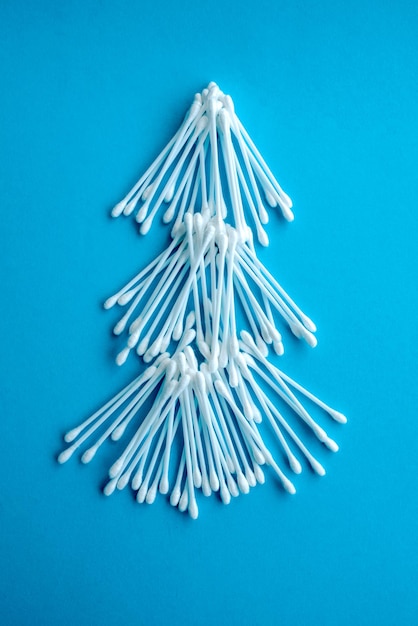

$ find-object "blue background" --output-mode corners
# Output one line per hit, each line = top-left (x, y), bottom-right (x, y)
(1, 1), (418, 624)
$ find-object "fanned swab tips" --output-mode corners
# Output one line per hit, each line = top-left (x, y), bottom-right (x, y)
(325, 438), (339, 453)
(289, 456), (302, 474)
(303, 330), (318, 348)
(146, 486), (158, 504)
(189, 500), (199, 520)
(254, 465), (265, 484)
(283, 479), (296, 495)
(273, 341), (284, 356)
(237, 474), (250, 494)
(265, 190), (277, 207)
(57, 448), (74, 464)
(310, 460), (326, 476)
(220, 486), (231, 505)
(301, 316), (317, 333)
(111, 201), (126, 218)
(170, 487), (181, 507)
(116, 347), (130, 366)
(329, 410), (347, 424)
(103, 478), (117, 496)
(64, 428), (80, 443)
(109, 459), (124, 478)
(103, 296), (117, 310)
(117, 474), (130, 490)
(81, 447), (97, 464)
(281, 205), (294, 222)
(159, 476), (169, 495)
(257, 228), (269, 247)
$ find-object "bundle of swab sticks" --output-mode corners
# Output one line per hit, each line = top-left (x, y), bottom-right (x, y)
(59, 83), (346, 519)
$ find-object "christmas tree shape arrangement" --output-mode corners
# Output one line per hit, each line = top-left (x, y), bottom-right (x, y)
(59, 83), (346, 519)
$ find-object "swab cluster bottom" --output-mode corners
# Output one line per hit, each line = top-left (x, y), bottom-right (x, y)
(59, 334), (345, 519)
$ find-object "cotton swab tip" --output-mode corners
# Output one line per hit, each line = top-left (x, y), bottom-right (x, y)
(136, 485), (147, 504)
(64, 428), (81, 443)
(111, 423), (127, 441)
(208, 355), (219, 373)
(111, 201), (126, 218)
(283, 479), (296, 495)
(214, 379), (229, 400)
(324, 438), (339, 453)
(257, 227), (269, 247)
(254, 465), (265, 484)
(103, 478), (117, 496)
(163, 205), (176, 223)
(103, 296), (118, 309)
(301, 315), (317, 333)
(310, 459), (326, 476)
(135, 205), (148, 224)
(227, 475), (239, 497)
(265, 190), (277, 208)
(303, 330), (318, 348)
(140, 216), (153, 235)
(178, 491), (188, 512)
(113, 320), (126, 336)
(116, 347), (130, 366)
(245, 468), (257, 487)
(252, 448), (266, 465)
(123, 198), (138, 216)
(289, 456), (302, 474)
(329, 410), (347, 424)
(273, 341), (284, 356)
(220, 485), (231, 505)
(209, 469), (220, 492)
(131, 472), (143, 491)
(118, 290), (136, 306)
(117, 474), (130, 490)
(57, 448), (74, 464)
(193, 468), (202, 488)
(237, 474), (250, 494)
(159, 476), (169, 495)
(146, 486), (158, 504)
(189, 500), (199, 520)
(281, 205), (294, 222)
(109, 459), (124, 478)
(202, 476), (212, 497)
(81, 447), (97, 464)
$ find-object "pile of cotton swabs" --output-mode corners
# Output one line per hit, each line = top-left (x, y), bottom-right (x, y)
(59, 83), (346, 519)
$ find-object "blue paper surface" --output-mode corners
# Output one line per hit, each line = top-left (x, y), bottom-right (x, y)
(1, 1), (418, 624)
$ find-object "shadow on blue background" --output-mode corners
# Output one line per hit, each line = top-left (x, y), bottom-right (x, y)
(1, 1), (417, 624)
